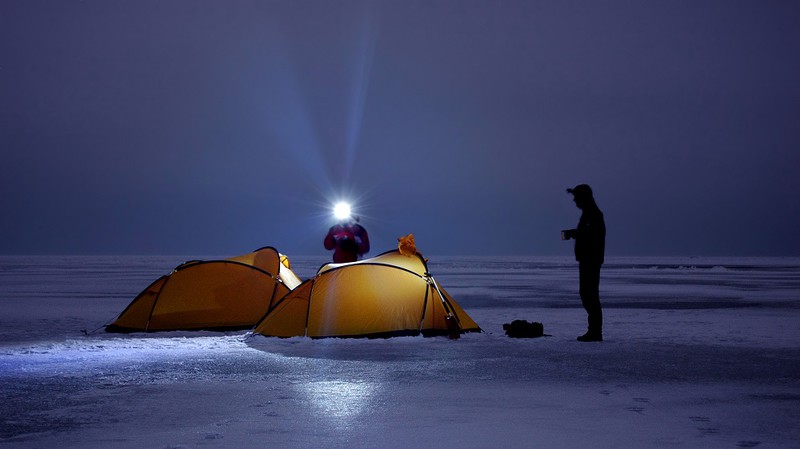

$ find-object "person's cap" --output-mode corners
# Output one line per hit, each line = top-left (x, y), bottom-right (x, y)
(566, 184), (593, 198)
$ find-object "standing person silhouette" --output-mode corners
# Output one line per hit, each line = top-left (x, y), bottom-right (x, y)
(562, 184), (606, 342)
(324, 215), (370, 263)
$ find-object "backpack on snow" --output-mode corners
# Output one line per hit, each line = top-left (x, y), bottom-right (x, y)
(502, 320), (544, 338)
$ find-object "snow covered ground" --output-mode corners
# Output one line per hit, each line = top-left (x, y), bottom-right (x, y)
(1, 254), (799, 448)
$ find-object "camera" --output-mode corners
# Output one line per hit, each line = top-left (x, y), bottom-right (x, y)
(561, 229), (575, 241)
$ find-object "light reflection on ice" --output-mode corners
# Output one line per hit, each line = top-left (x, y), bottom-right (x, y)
(300, 380), (379, 422)
(0, 335), (251, 376)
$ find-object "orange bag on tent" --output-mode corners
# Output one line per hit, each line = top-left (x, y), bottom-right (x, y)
(397, 234), (417, 256)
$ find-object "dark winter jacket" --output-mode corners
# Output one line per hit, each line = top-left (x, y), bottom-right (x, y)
(574, 203), (605, 265)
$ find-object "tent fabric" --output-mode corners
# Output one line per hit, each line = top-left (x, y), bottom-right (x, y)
(253, 250), (481, 338)
(106, 247), (297, 332)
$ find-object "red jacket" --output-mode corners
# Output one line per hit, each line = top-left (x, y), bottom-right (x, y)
(324, 222), (370, 263)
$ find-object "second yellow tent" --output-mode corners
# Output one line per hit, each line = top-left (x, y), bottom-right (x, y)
(254, 250), (481, 338)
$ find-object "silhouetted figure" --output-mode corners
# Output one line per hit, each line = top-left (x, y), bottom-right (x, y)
(562, 184), (605, 342)
(324, 216), (370, 263)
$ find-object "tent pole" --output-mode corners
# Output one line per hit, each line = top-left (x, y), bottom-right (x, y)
(427, 274), (461, 339)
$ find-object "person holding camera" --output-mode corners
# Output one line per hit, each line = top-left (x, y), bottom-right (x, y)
(562, 184), (606, 342)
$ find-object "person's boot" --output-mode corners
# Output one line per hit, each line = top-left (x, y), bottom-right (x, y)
(577, 331), (602, 342)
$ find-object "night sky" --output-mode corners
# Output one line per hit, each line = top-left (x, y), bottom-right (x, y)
(2, 1), (798, 257)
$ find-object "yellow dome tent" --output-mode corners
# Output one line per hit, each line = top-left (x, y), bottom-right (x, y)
(253, 250), (481, 338)
(106, 247), (301, 332)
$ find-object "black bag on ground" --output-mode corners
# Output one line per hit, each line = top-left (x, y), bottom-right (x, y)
(502, 320), (544, 338)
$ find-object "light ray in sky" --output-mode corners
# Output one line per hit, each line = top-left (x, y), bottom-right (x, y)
(261, 27), (335, 195)
(261, 3), (381, 205)
(343, 4), (381, 184)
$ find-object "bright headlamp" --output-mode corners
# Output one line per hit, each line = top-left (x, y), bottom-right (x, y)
(333, 202), (352, 220)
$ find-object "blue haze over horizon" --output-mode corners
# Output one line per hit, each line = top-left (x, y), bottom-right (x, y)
(1, 1), (799, 257)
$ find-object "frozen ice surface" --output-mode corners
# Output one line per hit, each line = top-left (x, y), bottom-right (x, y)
(1, 255), (799, 448)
